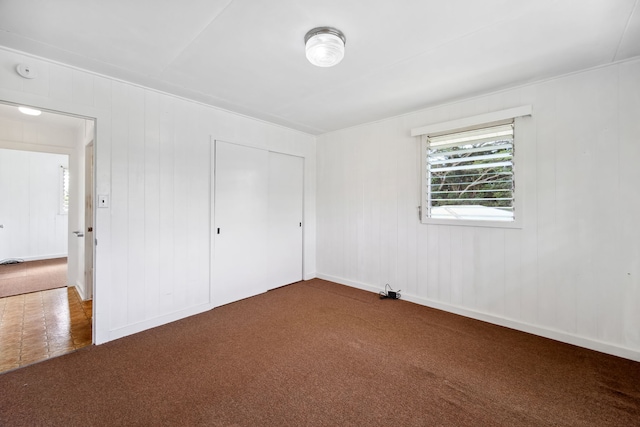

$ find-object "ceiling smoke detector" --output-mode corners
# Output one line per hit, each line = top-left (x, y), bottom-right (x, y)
(16, 63), (37, 79)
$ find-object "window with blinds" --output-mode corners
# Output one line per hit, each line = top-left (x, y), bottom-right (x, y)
(60, 166), (69, 214)
(425, 122), (515, 222)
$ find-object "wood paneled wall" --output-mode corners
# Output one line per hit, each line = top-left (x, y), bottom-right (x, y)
(0, 48), (316, 344)
(317, 59), (640, 361)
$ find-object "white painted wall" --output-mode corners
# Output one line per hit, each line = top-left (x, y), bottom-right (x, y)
(0, 148), (68, 261)
(317, 58), (640, 361)
(0, 47), (316, 344)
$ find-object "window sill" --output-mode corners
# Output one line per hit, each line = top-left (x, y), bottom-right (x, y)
(421, 217), (522, 229)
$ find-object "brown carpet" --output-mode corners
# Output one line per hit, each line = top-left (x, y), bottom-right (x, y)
(0, 279), (638, 426)
(0, 258), (67, 298)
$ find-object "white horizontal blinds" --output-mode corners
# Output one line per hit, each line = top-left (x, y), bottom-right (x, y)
(427, 123), (515, 221)
(61, 166), (70, 214)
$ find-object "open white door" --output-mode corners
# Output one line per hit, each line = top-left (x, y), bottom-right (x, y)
(267, 152), (303, 289)
(84, 142), (94, 299)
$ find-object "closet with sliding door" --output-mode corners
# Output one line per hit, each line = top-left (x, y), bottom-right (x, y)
(212, 140), (303, 307)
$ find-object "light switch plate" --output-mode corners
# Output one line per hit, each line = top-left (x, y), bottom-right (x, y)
(98, 194), (109, 208)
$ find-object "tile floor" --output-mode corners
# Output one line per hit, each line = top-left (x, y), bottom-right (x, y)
(0, 287), (92, 373)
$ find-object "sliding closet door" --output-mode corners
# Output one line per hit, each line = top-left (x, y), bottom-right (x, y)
(267, 152), (304, 290)
(213, 141), (268, 307)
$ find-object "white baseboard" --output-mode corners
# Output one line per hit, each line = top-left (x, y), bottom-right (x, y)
(73, 282), (86, 300)
(102, 302), (214, 344)
(9, 254), (67, 262)
(316, 273), (640, 362)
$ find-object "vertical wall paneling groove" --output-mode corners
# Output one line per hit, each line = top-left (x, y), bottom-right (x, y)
(72, 70), (94, 107)
(345, 133), (357, 282)
(359, 131), (368, 282)
(504, 229), (522, 321)
(426, 224), (439, 300)
(109, 81), (130, 331)
(94, 82), (113, 344)
(186, 103), (202, 307)
(144, 90), (161, 320)
(473, 227), (492, 314)
(516, 96), (538, 326)
(172, 101), (189, 310)
(458, 227), (475, 308)
(534, 81), (557, 331)
(618, 61), (640, 348)
(158, 96), (176, 314)
(405, 124), (419, 298)
(194, 107), (212, 306)
(382, 125), (397, 288)
(438, 226), (451, 304)
(127, 86), (146, 325)
(594, 69), (622, 345)
(396, 125), (409, 294)
(317, 58), (640, 361)
(48, 62), (73, 103)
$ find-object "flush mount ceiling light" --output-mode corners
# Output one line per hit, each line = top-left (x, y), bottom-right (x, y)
(18, 106), (42, 116)
(304, 27), (346, 67)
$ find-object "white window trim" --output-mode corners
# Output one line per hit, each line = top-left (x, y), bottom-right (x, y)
(411, 105), (532, 137)
(413, 106), (532, 228)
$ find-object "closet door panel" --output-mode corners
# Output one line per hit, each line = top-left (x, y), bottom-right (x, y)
(213, 141), (268, 307)
(268, 152), (304, 289)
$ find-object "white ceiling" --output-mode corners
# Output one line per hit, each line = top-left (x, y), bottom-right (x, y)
(0, 0), (638, 135)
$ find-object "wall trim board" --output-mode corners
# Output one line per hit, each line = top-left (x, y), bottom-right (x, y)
(410, 105), (532, 137)
(19, 254), (68, 262)
(74, 282), (86, 301)
(105, 302), (214, 343)
(316, 273), (640, 362)
(0, 139), (75, 155)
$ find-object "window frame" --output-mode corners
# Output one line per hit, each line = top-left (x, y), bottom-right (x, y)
(413, 106), (531, 228)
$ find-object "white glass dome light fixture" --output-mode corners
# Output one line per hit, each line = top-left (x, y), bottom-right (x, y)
(304, 27), (346, 67)
(18, 106), (42, 116)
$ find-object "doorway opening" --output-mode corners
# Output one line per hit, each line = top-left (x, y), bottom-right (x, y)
(0, 101), (96, 372)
